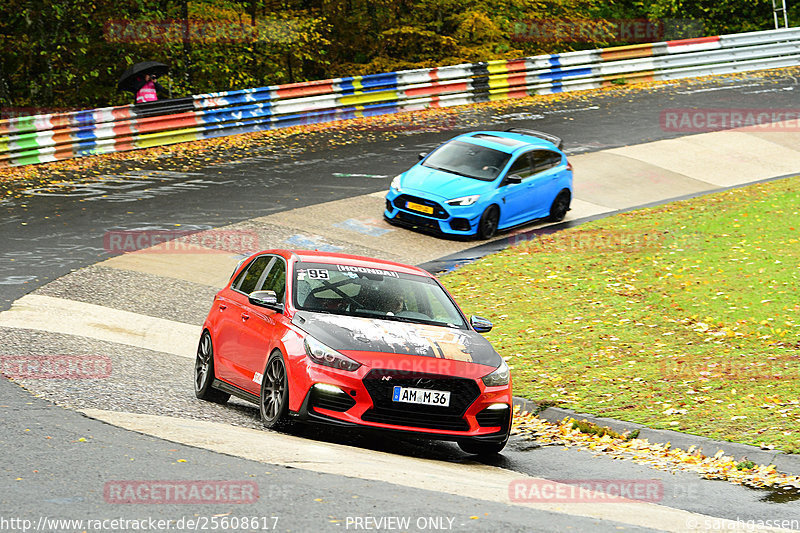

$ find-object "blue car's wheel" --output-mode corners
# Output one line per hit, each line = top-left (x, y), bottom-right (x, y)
(548, 190), (571, 222)
(477, 205), (500, 240)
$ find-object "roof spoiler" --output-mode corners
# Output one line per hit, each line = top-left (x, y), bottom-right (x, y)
(504, 128), (563, 150)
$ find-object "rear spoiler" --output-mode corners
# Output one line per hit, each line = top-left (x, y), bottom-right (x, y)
(504, 128), (563, 150)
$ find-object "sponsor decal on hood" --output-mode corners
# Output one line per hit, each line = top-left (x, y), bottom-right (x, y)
(293, 311), (502, 368)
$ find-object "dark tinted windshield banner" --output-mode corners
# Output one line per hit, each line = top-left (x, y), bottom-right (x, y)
(335, 264), (400, 278)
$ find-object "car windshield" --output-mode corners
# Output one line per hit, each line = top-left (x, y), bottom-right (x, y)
(293, 262), (467, 329)
(422, 140), (510, 181)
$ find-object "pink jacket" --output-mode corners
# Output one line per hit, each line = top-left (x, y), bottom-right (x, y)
(136, 80), (158, 103)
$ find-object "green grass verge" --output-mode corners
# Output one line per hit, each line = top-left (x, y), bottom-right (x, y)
(443, 176), (800, 452)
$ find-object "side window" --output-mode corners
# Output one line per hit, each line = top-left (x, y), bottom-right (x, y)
(258, 259), (287, 304)
(234, 256), (272, 295)
(533, 150), (562, 174)
(504, 153), (534, 182)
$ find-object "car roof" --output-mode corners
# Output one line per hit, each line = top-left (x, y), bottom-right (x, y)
(263, 249), (433, 278)
(454, 131), (560, 154)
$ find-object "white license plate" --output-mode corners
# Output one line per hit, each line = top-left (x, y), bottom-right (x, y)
(392, 386), (450, 407)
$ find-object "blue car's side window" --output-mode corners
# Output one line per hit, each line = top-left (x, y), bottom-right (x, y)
(502, 152), (534, 185)
(533, 150), (562, 174)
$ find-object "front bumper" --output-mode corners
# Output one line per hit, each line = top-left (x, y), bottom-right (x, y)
(384, 190), (481, 237)
(292, 363), (512, 442)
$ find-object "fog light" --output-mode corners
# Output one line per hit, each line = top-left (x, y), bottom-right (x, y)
(313, 383), (346, 394)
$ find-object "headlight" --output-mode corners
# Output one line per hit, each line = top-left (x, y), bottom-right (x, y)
(482, 359), (509, 387)
(390, 175), (402, 192)
(446, 195), (480, 206)
(304, 336), (361, 372)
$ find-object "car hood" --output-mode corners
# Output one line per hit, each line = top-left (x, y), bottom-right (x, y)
(400, 166), (489, 200)
(293, 311), (503, 369)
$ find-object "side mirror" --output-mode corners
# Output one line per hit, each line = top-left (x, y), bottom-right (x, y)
(470, 315), (493, 333)
(248, 290), (282, 311)
(505, 174), (523, 185)
(418, 152), (428, 161)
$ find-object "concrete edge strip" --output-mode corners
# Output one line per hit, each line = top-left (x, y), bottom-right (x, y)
(80, 408), (795, 533)
(0, 294), (199, 359)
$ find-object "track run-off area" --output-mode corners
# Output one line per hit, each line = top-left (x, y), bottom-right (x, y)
(1, 70), (800, 532)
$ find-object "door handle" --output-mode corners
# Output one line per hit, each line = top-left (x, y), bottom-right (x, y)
(218, 304), (227, 311)
(241, 313), (250, 321)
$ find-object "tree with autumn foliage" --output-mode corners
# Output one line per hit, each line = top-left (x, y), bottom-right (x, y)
(0, 0), (792, 110)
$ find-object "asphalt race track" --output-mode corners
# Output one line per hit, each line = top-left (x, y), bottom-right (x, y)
(1, 70), (800, 532)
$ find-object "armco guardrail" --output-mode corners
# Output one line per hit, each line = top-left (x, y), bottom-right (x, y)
(2, 27), (799, 167)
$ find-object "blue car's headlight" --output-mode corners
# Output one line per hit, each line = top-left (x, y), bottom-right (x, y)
(446, 195), (480, 206)
(482, 359), (510, 387)
(390, 175), (402, 192)
(304, 336), (361, 372)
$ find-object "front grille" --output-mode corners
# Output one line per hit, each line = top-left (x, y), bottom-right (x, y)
(393, 195), (449, 219)
(361, 369), (480, 431)
(396, 211), (440, 229)
(475, 407), (510, 429)
(310, 387), (356, 412)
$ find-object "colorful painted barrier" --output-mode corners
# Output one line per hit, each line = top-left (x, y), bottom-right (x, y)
(2, 27), (799, 167)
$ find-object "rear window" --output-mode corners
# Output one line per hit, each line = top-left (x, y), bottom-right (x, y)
(470, 134), (526, 147)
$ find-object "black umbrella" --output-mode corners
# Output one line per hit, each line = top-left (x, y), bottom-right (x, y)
(117, 61), (169, 93)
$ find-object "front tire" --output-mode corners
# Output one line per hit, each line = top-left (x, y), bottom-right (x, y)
(260, 351), (290, 429)
(477, 205), (500, 240)
(194, 332), (231, 404)
(548, 190), (571, 222)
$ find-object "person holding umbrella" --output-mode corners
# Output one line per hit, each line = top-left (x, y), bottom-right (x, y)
(118, 61), (171, 104)
(133, 73), (169, 103)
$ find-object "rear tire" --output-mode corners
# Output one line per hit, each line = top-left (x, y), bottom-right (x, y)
(260, 351), (290, 429)
(477, 205), (500, 240)
(548, 190), (571, 222)
(194, 332), (231, 404)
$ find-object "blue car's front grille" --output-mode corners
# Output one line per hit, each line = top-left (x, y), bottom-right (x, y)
(393, 195), (449, 220)
(396, 211), (440, 229)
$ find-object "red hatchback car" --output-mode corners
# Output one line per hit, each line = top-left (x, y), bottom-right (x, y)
(195, 249), (512, 455)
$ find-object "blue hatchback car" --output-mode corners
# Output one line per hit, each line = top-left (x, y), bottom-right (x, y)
(384, 129), (573, 239)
